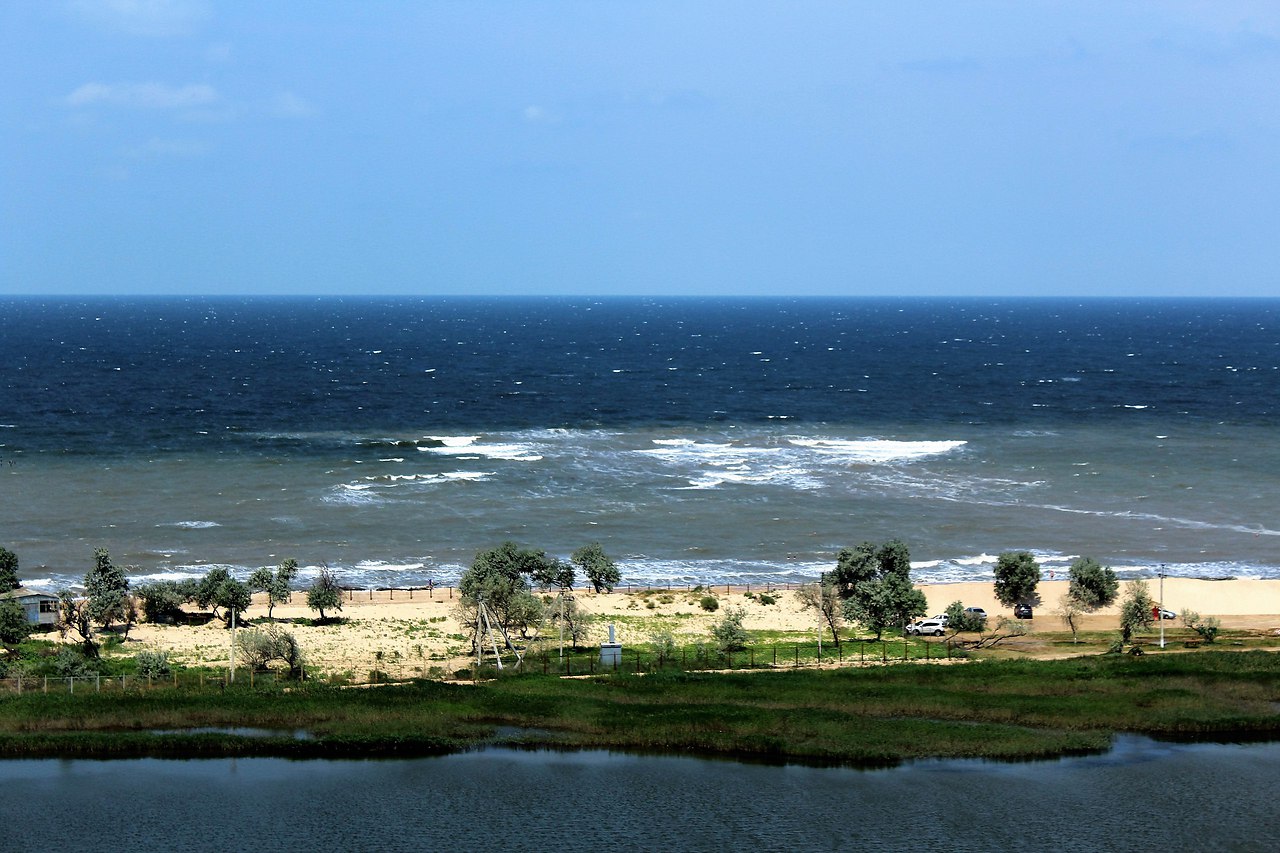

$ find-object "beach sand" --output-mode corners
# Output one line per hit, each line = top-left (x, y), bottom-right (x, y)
(115, 578), (1280, 678)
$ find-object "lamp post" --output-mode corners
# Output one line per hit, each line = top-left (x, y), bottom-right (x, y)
(1158, 565), (1166, 650)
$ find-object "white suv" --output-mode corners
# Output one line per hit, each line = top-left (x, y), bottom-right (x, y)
(907, 615), (949, 636)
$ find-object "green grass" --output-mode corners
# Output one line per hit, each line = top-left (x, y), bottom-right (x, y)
(2, 651), (1278, 764)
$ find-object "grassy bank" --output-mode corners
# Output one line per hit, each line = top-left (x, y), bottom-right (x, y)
(3, 651), (1279, 765)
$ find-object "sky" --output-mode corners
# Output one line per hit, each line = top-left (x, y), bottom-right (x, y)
(2, 1), (1279, 298)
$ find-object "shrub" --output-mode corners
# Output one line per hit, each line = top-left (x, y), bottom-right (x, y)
(699, 595), (719, 612)
(649, 628), (677, 658)
(135, 649), (171, 678)
(710, 607), (749, 653)
(757, 593), (777, 606)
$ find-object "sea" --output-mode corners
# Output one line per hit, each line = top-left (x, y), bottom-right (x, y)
(2, 297), (1277, 593)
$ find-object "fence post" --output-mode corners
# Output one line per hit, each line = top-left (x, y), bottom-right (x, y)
(882, 643), (887, 663)
(96, 674), (100, 692)
(926, 641), (930, 660)
(773, 645), (777, 666)
(794, 645), (799, 667)
(903, 637), (908, 661)
(750, 648), (754, 667)
(68, 677), (73, 694)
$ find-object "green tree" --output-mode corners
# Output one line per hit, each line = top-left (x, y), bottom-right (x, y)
(194, 567), (251, 627)
(1067, 557), (1119, 611)
(85, 548), (130, 630)
(249, 558), (298, 619)
(306, 567), (343, 622)
(530, 557), (575, 592)
(796, 580), (845, 648)
(235, 625), (305, 678)
(572, 543), (621, 593)
(831, 540), (927, 640)
(710, 606), (749, 653)
(993, 551), (1041, 610)
(0, 547), (20, 592)
(944, 600), (987, 634)
(459, 542), (557, 639)
(0, 597), (33, 650)
(56, 591), (98, 658)
(1118, 580), (1155, 644)
(136, 581), (189, 624)
(545, 593), (594, 649)
(1057, 594), (1083, 644)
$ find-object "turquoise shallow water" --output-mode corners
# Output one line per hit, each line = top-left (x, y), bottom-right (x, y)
(2, 297), (1277, 588)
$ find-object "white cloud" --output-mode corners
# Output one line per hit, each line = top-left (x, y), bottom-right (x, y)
(270, 91), (316, 119)
(67, 0), (210, 37)
(66, 82), (219, 109)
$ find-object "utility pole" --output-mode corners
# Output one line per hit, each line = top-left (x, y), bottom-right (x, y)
(229, 606), (237, 683)
(1159, 566), (1166, 650)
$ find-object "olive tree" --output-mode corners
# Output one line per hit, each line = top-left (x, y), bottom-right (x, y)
(710, 606), (749, 653)
(85, 548), (130, 630)
(572, 543), (621, 593)
(944, 601), (987, 635)
(194, 567), (251, 627)
(796, 580), (845, 648)
(57, 591), (98, 658)
(249, 557), (298, 620)
(459, 541), (559, 642)
(306, 567), (343, 622)
(993, 551), (1041, 611)
(1118, 580), (1155, 644)
(829, 540), (927, 640)
(1067, 557), (1119, 611)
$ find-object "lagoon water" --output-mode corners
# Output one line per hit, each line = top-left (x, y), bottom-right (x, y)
(2, 297), (1278, 590)
(1, 738), (1277, 851)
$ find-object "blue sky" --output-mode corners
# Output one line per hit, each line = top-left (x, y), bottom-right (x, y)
(3, 1), (1278, 297)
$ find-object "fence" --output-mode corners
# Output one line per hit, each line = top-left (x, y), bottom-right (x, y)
(0, 636), (961, 695)
(520, 636), (961, 678)
(301, 582), (802, 606)
(0, 669), (290, 695)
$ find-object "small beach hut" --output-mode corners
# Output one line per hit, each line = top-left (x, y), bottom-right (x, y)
(0, 587), (60, 627)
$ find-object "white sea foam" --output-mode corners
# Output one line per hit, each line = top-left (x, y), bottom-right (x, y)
(363, 471), (493, 484)
(161, 521), (222, 529)
(426, 435), (480, 447)
(787, 438), (967, 463)
(420, 437), (542, 461)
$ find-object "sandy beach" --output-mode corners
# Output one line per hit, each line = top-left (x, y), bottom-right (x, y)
(114, 578), (1280, 678)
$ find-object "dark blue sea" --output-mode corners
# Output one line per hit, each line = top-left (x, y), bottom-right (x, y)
(2, 297), (1277, 590)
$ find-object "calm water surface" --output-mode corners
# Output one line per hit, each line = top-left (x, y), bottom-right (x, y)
(1, 737), (1276, 851)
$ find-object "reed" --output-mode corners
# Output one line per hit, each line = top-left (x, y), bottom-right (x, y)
(1, 652), (1277, 765)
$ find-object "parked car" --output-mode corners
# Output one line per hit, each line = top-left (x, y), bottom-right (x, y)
(1158, 607), (1176, 620)
(963, 607), (988, 622)
(1014, 603), (1033, 619)
(907, 616), (948, 636)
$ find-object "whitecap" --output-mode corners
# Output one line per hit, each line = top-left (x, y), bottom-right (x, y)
(787, 438), (966, 463)
(160, 521), (222, 529)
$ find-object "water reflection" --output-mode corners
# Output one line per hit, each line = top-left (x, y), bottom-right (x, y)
(2, 737), (1275, 851)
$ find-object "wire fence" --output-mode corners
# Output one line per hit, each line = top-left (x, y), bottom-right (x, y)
(0, 636), (962, 695)
(315, 581), (802, 605)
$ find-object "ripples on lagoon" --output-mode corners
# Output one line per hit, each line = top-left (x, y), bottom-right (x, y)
(1, 738), (1276, 851)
